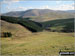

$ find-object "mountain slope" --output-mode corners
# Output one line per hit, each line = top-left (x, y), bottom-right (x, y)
(3, 9), (74, 22)
(66, 10), (75, 14)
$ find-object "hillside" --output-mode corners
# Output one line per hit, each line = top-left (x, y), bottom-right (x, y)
(41, 18), (74, 32)
(1, 10), (74, 56)
(2, 9), (74, 22)
(66, 10), (75, 14)
(1, 20), (32, 37)
(1, 16), (74, 33)
(1, 16), (43, 32)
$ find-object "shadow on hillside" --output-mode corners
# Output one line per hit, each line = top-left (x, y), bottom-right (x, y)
(1, 19), (37, 33)
(61, 25), (74, 33)
(1, 16), (74, 33)
(43, 18), (74, 33)
(18, 23), (37, 32)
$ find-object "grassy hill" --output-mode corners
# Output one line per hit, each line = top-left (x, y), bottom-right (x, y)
(1, 20), (32, 37)
(1, 15), (74, 56)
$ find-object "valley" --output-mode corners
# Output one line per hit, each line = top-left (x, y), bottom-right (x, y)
(0, 9), (74, 56)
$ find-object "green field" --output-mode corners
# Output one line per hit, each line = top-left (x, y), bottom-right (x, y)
(1, 16), (74, 56)
(1, 32), (74, 56)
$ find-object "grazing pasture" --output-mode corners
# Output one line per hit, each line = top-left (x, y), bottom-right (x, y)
(1, 16), (74, 56)
(1, 32), (74, 56)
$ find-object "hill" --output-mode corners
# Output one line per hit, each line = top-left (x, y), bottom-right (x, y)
(2, 9), (74, 22)
(1, 11), (74, 56)
(41, 18), (74, 32)
(1, 16), (74, 33)
(1, 16), (43, 32)
(0, 20), (32, 37)
(66, 10), (75, 14)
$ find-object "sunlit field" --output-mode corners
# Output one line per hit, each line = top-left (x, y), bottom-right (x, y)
(1, 32), (74, 56)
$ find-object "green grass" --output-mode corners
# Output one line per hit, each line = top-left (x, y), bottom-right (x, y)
(1, 32), (74, 56)
(1, 16), (74, 56)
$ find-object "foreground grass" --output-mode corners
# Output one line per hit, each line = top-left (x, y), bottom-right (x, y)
(1, 32), (74, 56)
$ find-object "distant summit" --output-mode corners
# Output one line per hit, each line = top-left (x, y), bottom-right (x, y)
(2, 9), (74, 22)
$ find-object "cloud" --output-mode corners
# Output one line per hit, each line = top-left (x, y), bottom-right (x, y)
(34, 5), (50, 9)
(1, 0), (27, 3)
(42, 5), (49, 9)
(5, 4), (74, 12)
(16, 6), (28, 11)
(1, 0), (21, 12)
(6, 7), (26, 11)
(1, 0), (20, 5)
(39, 4), (74, 10)
(1, 0), (74, 13)
(71, 3), (75, 6)
(6, 6), (33, 12)
(55, 4), (74, 10)
(2, 0), (20, 2)
(56, 1), (62, 4)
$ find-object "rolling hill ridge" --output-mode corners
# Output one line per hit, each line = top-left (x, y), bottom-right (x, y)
(1, 16), (74, 33)
(2, 9), (74, 22)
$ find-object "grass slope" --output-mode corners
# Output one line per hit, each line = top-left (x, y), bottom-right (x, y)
(1, 16), (74, 56)
(1, 32), (74, 56)
(1, 20), (31, 37)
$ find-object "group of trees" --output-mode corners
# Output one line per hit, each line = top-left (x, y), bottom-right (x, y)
(1, 16), (19, 23)
(18, 20), (43, 32)
(1, 32), (12, 37)
(1, 16), (74, 33)
(41, 18), (74, 32)
(1, 16), (44, 32)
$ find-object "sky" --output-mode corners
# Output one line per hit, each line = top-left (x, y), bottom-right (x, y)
(0, 0), (74, 14)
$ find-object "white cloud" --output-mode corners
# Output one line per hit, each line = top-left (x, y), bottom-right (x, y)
(1, 0), (74, 13)
(71, 3), (75, 6)
(5, 4), (74, 12)
(34, 5), (50, 9)
(6, 6), (33, 12)
(42, 5), (49, 9)
(1, 0), (20, 5)
(56, 1), (62, 4)
(55, 4), (74, 10)
(16, 7), (28, 11)
(38, 4), (74, 10)
(2, 0), (20, 2)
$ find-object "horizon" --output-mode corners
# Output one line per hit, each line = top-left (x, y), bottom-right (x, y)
(1, 9), (74, 14)
(1, 0), (74, 14)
